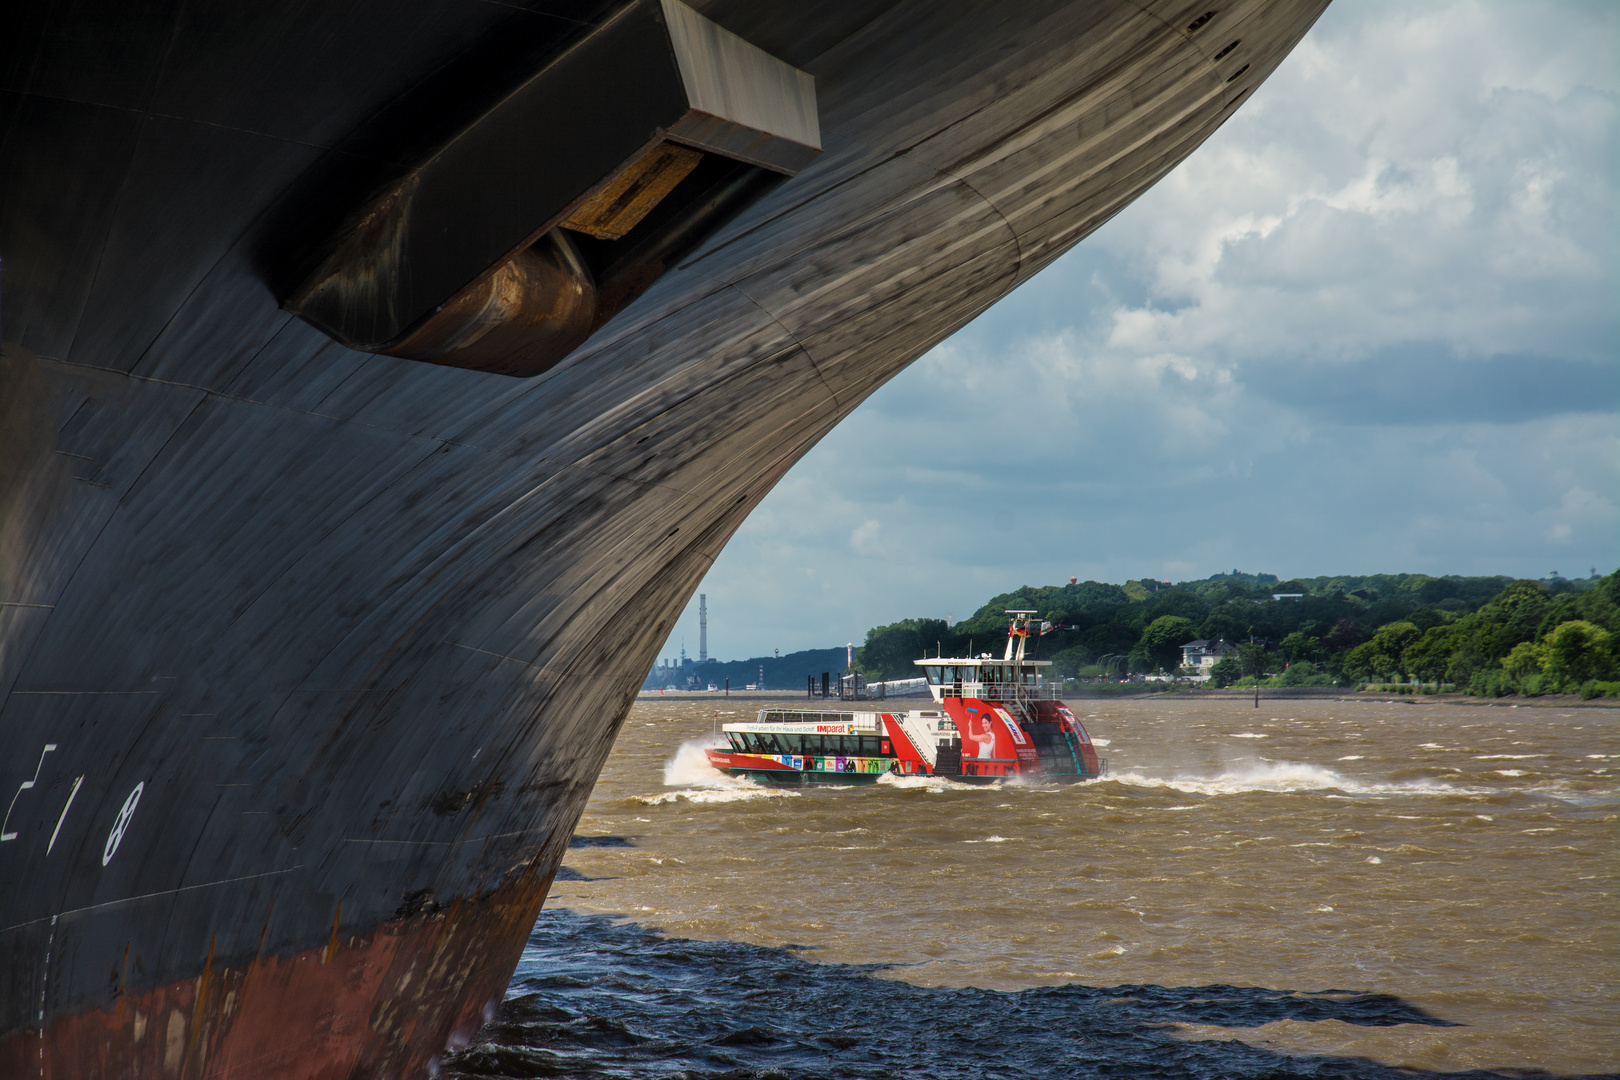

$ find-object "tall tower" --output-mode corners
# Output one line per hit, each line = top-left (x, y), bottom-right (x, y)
(699, 594), (707, 662)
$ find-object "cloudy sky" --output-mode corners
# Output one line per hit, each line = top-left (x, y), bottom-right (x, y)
(661, 0), (1618, 664)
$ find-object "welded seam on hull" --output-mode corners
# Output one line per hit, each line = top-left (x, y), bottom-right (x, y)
(691, 282), (843, 408)
(151, 786), (236, 1016)
(58, 8), (188, 367)
(4, 90), (361, 153)
(0, 378), (208, 707)
(0, 866), (303, 937)
(892, 6), (1320, 296)
(338, 830), (531, 847)
(922, 167), (1024, 307)
(426, 476), (756, 686)
(453, 418), (842, 706)
(447, 641), (537, 668)
(240, 450), (689, 721)
(1123, 0), (1216, 58)
(717, 160), (1022, 412)
(41, 355), (499, 451)
(1007, 60), (1284, 285)
(8, 690), (163, 695)
(504, 297), (839, 491)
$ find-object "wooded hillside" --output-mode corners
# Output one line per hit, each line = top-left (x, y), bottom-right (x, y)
(854, 570), (1620, 697)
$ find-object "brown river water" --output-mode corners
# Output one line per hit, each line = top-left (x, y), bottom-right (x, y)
(451, 694), (1617, 1079)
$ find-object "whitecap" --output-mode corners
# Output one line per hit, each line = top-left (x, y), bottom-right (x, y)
(660, 739), (754, 790)
(1107, 760), (1484, 797)
(876, 773), (994, 793)
(633, 788), (802, 806)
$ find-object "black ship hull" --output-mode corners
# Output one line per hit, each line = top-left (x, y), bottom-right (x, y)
(0, 1), (1327, 1074)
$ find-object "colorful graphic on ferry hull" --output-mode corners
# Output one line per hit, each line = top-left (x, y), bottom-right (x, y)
(703, 749), (903, 784)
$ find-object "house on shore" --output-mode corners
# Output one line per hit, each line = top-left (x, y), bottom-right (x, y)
(1181, 638), (1236, 672)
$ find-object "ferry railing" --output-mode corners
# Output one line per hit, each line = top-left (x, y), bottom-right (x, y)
(934, 683), (1063, 702)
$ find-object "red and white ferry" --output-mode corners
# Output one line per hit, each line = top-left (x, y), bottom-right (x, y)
(705, 612), (1105, 784)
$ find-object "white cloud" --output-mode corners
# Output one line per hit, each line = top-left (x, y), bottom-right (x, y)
(668, 0), (1618, 661)
(1091, 0), (1617, 367)
(850, 519), (883, 557)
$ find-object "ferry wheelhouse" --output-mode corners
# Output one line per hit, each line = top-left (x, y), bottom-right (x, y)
(705, 612), (1105, 784)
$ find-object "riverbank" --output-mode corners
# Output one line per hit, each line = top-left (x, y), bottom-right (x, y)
(1071, 686), (1617, 708)
(638, 686), (1613, 708)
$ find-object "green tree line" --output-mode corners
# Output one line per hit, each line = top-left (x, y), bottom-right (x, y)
(854, 570), (1620, 699)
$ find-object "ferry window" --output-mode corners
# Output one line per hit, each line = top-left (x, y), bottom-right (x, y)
(925, 665), (942, 684)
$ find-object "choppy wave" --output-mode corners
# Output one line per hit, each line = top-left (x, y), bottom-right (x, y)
(876, 773), (955, 793)
(444, 910), (1484, 1080)
(625, 741), (808, 804)
(661, 738), (742, 788)
(634, 788), (802, 806)
(1107, 760), (1483, 797)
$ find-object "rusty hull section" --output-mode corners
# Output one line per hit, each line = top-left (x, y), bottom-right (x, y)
(0, 868), (554, 1080)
